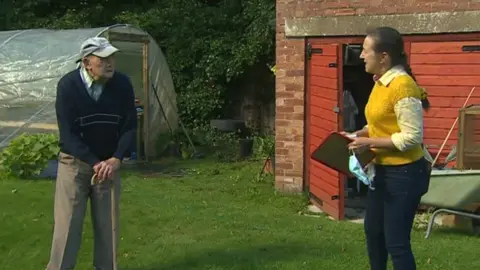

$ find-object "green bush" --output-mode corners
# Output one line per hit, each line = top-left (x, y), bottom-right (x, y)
(157, 127), (276, 163)
(167, 125), (240, 162)
(189, 126), (240, 162)
(253, 135), (274, 159)
(0, 133), (59, 178)
(115, 0), (275, 127)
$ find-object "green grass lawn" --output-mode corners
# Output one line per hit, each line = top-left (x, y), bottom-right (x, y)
(0, 159), (478, 269)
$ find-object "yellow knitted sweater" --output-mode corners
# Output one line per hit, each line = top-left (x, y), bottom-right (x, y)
(365, 74), (425, 165)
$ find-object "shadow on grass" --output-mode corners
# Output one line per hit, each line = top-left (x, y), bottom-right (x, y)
(122, 242), (327, 270)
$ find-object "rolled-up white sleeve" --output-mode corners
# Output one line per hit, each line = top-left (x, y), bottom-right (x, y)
(391, 97), (423, 151)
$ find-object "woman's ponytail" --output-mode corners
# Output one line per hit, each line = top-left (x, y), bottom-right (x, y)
(399, 53), (430, 110)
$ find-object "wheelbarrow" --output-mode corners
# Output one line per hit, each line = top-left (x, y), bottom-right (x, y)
(420, 169), (480, 238)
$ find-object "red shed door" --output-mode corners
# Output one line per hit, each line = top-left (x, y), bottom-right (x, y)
(410, 41), (480, 167)
(306, 43), (344, 220)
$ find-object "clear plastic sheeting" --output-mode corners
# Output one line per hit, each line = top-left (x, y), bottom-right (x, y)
(0, 25), (178, 156)
(0, 28), (104, 105)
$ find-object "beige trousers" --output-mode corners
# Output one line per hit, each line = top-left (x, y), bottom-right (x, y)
(46, 152), (121, 270)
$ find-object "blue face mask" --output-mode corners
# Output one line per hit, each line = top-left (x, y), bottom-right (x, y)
(348, 152), (375, 190)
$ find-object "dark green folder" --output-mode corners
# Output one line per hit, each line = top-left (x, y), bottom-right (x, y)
(310, 132), (376, 177)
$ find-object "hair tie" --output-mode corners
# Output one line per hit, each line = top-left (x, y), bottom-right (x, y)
(420, 87), (428, 99)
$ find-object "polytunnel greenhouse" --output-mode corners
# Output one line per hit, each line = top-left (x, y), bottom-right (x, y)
(0, 24), (178, 159)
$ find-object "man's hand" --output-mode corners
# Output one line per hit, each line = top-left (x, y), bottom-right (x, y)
(93, 161), (110, 181)
(93, 158), (121, 181)
(93, 161), (103, 174)
(104, 157), (121, 179)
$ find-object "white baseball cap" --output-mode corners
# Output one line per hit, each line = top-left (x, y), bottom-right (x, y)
(76, 37), (119, 63)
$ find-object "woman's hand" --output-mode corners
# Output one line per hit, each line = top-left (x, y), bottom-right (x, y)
(348, 137), (372, 154)
(339, 131), (357, 139)
(340, 126), (369, 138)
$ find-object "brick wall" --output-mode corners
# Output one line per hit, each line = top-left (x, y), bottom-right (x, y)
(275, 0), (480, 192)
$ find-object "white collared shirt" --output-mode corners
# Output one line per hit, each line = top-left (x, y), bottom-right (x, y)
(80, 67), (104, 101)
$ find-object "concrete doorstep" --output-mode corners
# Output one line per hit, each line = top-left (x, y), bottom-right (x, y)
(305, 204), (365, 224)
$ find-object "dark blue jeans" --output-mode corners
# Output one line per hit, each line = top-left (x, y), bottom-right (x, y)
(365, 158), (430, 270)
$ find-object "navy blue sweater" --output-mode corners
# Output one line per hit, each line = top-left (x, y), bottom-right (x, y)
(55, 69), (137, 166)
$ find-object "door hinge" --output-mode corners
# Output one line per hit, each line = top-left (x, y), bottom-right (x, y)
(307, 43), (312, 60)
(333, 106), (340, 113)
(306, 43), (323, 60)
(328, 63), (337, 68)
(331, 195), (339, 200)
(462, 45), (480, 52)
(309, 192), (323, 206)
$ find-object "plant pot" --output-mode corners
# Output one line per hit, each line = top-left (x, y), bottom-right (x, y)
(210, 119), (245, 132)
(165, 142), (182, 158)
(239, 138), (254, 158)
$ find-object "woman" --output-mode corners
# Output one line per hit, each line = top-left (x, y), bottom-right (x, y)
(347, 27), (431, 270)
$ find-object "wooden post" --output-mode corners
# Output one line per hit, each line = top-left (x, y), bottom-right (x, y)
(142, 41), (149, 161)
(457, 108), (466, 169)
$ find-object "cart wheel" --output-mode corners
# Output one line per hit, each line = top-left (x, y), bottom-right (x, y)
(473, 208), (480, 236)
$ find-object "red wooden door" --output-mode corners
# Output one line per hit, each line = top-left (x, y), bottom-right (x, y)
(410, 41), (480, 167)
(306, 43), (344, 220)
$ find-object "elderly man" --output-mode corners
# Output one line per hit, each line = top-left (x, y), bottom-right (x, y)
(46, 37), (137, 270)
